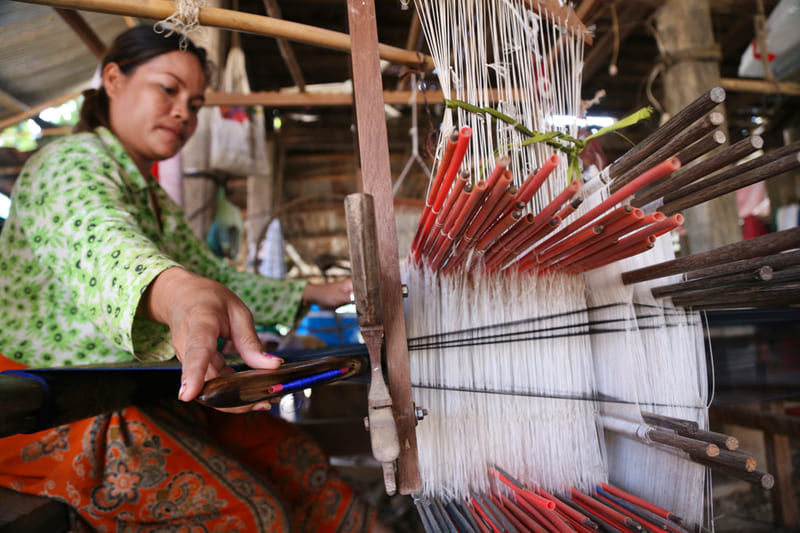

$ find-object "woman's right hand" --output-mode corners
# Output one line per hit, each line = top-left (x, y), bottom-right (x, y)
(141, 267), (282, 408)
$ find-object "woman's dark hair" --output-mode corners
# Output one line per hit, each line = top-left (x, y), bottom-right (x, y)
(75, 25), (210, 133)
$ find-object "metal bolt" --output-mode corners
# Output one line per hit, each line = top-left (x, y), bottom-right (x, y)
(415, 406), (428, 421)
(363, 416), (370, 431)
(401, 284), (409, 298)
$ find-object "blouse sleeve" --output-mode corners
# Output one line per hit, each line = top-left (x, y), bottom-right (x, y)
(15, 136), (181, 359)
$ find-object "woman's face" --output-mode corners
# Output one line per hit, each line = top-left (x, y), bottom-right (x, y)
(104, 50), (206, 174)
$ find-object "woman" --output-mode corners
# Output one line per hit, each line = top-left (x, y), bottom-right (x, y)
(0, 25), (381, 532)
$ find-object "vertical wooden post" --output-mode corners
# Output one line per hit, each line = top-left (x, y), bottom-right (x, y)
(763, 399), (799, 528)
(654, 0), (740, 253)
(346, 0), (421, 494)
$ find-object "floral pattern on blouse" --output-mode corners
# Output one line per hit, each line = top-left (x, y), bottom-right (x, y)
(0, 127), (305, 368)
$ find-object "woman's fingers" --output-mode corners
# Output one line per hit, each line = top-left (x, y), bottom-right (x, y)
(228, 304), (284, 371)
(178, 316), (224, 402)
(303, 277), (354, 310)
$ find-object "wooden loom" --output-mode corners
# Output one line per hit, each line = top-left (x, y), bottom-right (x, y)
(3, 0), (800, 530)
(384, 0), (798, 531)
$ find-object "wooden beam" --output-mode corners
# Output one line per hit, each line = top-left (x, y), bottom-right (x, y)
(0, 88), (29, 114)
(16, 0), (434, 70)
(524, 0), (594, 45)
(763, 400), (800, 528)
(720, 77), (800, 97)
(260, 0), (306, 92)
(0, 90), (84, 132)
(53, 7), (106, 59)
(347, 0), (420, 494)
(710, 404), (800, 440)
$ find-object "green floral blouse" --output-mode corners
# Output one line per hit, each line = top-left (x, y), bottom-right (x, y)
(0, 127), (305, 368)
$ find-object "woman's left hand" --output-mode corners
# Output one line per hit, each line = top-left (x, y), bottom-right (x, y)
(302, 278), (353, 310)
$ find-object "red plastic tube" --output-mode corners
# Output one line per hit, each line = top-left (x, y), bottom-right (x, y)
(552, 208), (645, 271)
(419, 172), (469, 258)
(568, 235), (656, 274)
(532, 224), (605, 270)
(516, 153), (562, 204)
(571, 489), (637, 532)
(453, 172), (513, 258)
(414, 126), (472, 257)
(410, 129), (459, 255)
(477, 209), (523, 253)
(600, 483), (683, 524)
(536, 157), (680, 257)
(537, 180), (582, 220)
(501, 494), (548, 533)
(537, 487), (598, 530)
(496, 217), (561, 272)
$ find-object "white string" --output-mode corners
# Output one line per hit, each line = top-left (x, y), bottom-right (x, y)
(407, 1), (709, 528)
(154, 0), (206, 49)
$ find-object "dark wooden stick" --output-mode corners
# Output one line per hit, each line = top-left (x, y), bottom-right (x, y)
(611, 111), (725, 193)
(608, 87), (726, 181)
(663, 139), (800, 208)
(641, 411), (699, 433)
(661, 152), (800, 215)
(682, 249), (800, 281)
(633, 135), (763, 207)
(708, 448), (757, 471)
(651, 266), (773, 298)
(672, 129), (727, 169)
(766, 265), (800, 283)
(621, 227), (800, 284)
(642, 411), (739, 450)
(647, 428), (720, 457)
(669, 281), (800, 309)
(691, 429), (742, 452)
(691, 456), (774, 489)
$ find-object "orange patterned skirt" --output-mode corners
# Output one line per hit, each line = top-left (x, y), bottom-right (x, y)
(0, 355), (375, 532)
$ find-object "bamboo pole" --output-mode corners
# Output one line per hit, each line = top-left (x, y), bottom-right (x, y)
(720, 77), (800, 97)
(54, 7), (107, 59)
(15, 0), (434, 70)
